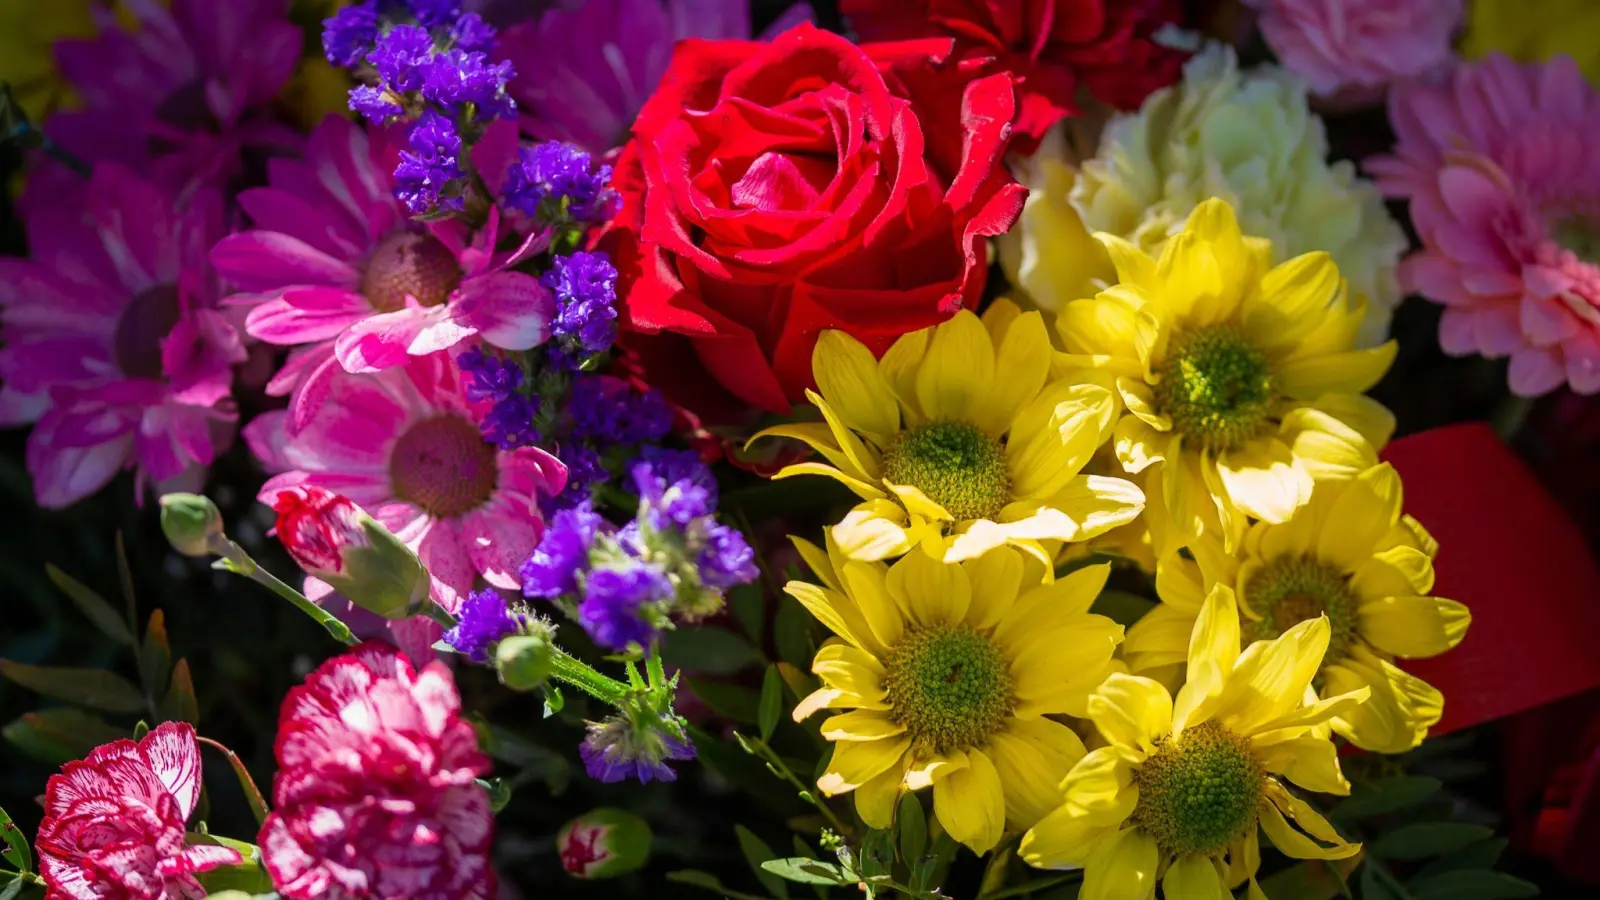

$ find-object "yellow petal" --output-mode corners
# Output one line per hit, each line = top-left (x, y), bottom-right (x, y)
(1212, 616), (1331, 738)
(1162, 853), (1231, 900)
(880, 327), (930, 424)
(933, 749), (1007, 854)
(790, 535), (840, 592)
(1325, 650), (1443, 753)
(1008, 382), (1116, 499)
(855, 764), (903, 829)
(1279, 406), (1379, 482)
(1045, 474), (1149, 541)
(1316, 463), (1403, 571)
(1276, 342), (1398, 400)
(962, 546), (1023, 630)
(904, 750), (968, 791)
(1256, 508), (1317, 564)
(1242, 251), (1342, 349)
(885, 480), (954, 522)
(988, 718), (1089, 827)
(1350, 545), (1436, 598)
(1081, 827), (1161, 900)
(982, 296), (1023, 345)
(817, 736), (911, 795)
(1215, 439), (1314, 524)
(976, 309), (1052, 437)
(1306, 393), (1396, 451)
(998, 564), (1111, 641)
(832, 500), (916, 562)
(916, 311), (995, 422)
(1261, 785), (1361, 860)
(1357, 595), (1471, 659)
(1087, 673), (1175, 760)
(785, 581), (882, 656)
(1174, 584), (1243, 734)
(1095, 234), (1159, 294)
(1117, 377), (1171, 430)
(748, 422), (871, 483)
(807, 390), (884, 481)
(841, 561), (905, 651)
(820, 710), (906, 742)
(1060, 287), (1145, 357)
(813, 330), (900, 439)
(773, 461), (887, 502)
(886, 549), (971, 628)
(1060, 746), (1138, 816)
(1254, 735), (1350, 795)
(1124, 605), (1202, 673)
(1019, 801), (1119, 870)
(1114, 412), (1168, 474)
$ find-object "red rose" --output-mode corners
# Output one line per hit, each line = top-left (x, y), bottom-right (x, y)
(841, 0), (1188, 146)
(605, 22), (1025, 416)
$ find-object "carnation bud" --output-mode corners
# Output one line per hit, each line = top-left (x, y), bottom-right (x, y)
(558, 808), (652, 879)
(271, 486), (430, 620)
(494, 634), (554, 690)
(159, 493), (224, 557)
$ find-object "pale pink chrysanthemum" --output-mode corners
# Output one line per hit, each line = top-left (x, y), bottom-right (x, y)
(260, 641), (495, 900)
(0, 164), (244, 509)
(246, 352), (564, 658)
(1368, 53), (1600, 396)
(1243, 0), (1463, 102)
(210, 116), (553, 433)
(36, 721), (241, 900)
(499, 0), (813, 156)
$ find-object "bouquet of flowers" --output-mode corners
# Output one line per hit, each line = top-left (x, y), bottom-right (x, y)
(3, 0), (1600, 898)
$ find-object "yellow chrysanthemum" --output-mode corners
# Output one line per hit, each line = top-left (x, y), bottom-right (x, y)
(1057, 197), (1397, 555)
(1020, 584), (1367, 900)
(753, 304), (1146, 566)
(1124, 464), (1471, 754)
(788, 541), (1123, 853)
(1461, 0), (1600, 85)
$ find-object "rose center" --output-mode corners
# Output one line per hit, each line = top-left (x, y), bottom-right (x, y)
(1242, 556), (1357, 663)
(882, 623), (1014, 756)
(1153, 325), (1274, 452)
(361, 231), (462, 312)
(1131, 720), (1267, 857)
(881, 421), (1010, 521)
(729, 150), (836, 212)
(114, 285), (183, 380)
(389, 414), (499, 518)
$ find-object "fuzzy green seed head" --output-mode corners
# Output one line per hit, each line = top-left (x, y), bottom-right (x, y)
(1242, 555), (1357, 663)
(1132, 720), (1267, 857)
(1154, 325), (1274, 452)
(881, 421), (1010, 521)
(882, 624), (1014, 755)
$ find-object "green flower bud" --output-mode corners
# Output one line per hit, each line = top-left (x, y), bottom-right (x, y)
(558, 808), (652, 879)
(271, 485), (430, 620)
(159, 493), (224, 557)
(495, 634), (553, 691)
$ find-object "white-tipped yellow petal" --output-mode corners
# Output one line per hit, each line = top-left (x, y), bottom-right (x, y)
(817, 736), (911, 795)
(832, 501), (916, 562)
(820, 710), (906, 742)
(904, 750), (969, 792)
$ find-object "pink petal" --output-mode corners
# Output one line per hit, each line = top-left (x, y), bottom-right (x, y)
(334, 307), (441, 373)
(1521, 293), (1579, 346)
(175, 842), (243, 873)
(451, 272), (554, 351)
(1509, 345), (1566, 396)
(459, 507), (540, 590)
(27, 416), (135, 509)
(246, 288), (372, 345)
(137, 722), (202, 821)
(210, 232), (359, 293)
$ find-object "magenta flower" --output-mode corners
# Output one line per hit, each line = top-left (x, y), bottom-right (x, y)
(0, 164), (244, 509)
(499, 0), (813, 155)
(1368, 54), (1600, 396)
(1243, 0), (1463, 102)
(36, 722), (242, 900)
(260, 641), (495, 900)
(210, 116), (554, 426)
(37, 0), (301, 205)
(246, 352), (565, 657)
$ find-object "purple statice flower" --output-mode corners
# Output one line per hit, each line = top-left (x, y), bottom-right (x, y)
(421, 49), (517, 120)
(543, 445), (607, 514)
(371, 23), (435, 93)
(323, 1), (380, 67)
(569, 376), (673, 445)
(522, 501), (604, 599)
(406, 0), (462, 27)
(445, 588), (524, 664)
(458, 347), (524, 402)
(394, 109), (465, 213)
(698, 523), (758, 591)
(450, 13), (497, 55)
(502, 142), (616, 223)
(542, 251), (618, 357)
(579, 562), (671, 651)
(483, 393), (540, 449)
(580, 716), (696, 784)
(349, 84), (405, 123)
(631, 447), (716, 529)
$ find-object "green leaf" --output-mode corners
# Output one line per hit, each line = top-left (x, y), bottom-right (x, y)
(666, 870), (774, 900)
(46, 565), (134, 646)
(0, 805), (30, 874)
(791, 837), (829, 900)
(160, 659), (199, 724)
(1371, 823), (1495, 861)
(736, 826), (789, 900)
(543, 686), (564, 717)
(1087, 590), (1156, 628)
(896, 793), (927, 864)
(196, 859), (274, 894)
(0, 876), (24, 900)
(774, 594), (814, 669)
(3, 709), (126, 765)
(661, 627), (762, 675)
(1414, 838), (1509, 881)
(1408, 871), (1538, 900)
(137, 610), (171, 698)
(687, 678), (761, 724)
(197, 737), (269, 826)
(758, 666), (783, 742)
(478, 777), (512, 813)
(730, 583), (766, 642)
(0, 660), (144, 713)
(1332, 776), (1443, 822)
(760, 858), (855, 887)
(1359, 864), (1407, 900)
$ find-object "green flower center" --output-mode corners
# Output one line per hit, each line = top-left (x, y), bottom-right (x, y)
(1241, 555), (1357, 663)
(1131, 720), (1267, 857)
(882, 624), (1014, 756)
(362, 230), (462, 312)
(880, 421), (1010, 521)
(1153, 325), (1274, 452)
(390, 414), (499, 518)
(1552, 213), (1600, 264)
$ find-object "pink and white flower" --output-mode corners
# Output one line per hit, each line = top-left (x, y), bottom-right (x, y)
(1243, 0), (1462, 102)
(1368, 53), (1600, 396)
(260, 641), (494, 900)
(0, 164), (244, 508)
(36, 722), (241, 900)
(246, 352), (565, 657)
(210, 116), (554, 433)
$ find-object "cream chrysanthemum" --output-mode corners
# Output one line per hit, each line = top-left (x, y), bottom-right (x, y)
(1002, 43), (1406, 346)
(788, 540), (1123, 853)
(1057, 196), (1396, 554)
(752, 304), (1145, 566)
(1020, 584), (1367, 899)
(1125, 464), (1471, 753)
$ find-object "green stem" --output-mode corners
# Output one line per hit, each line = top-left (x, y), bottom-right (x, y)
(213, 540), (357, 646)
(740, 731), (852, 836)
(546, 646), (630, 705)
(423, 602), (458, 630)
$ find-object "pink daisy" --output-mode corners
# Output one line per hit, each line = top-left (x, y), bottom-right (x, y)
(499, 0), (813, 156)
(1368, 53), (1600, 396)
(246, 351), (565, 659)
(0, 164), (243, 509)
(211, 116), (553, 432)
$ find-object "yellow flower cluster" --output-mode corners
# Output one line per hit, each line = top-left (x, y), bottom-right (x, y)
(759, 193), (1472, 897)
